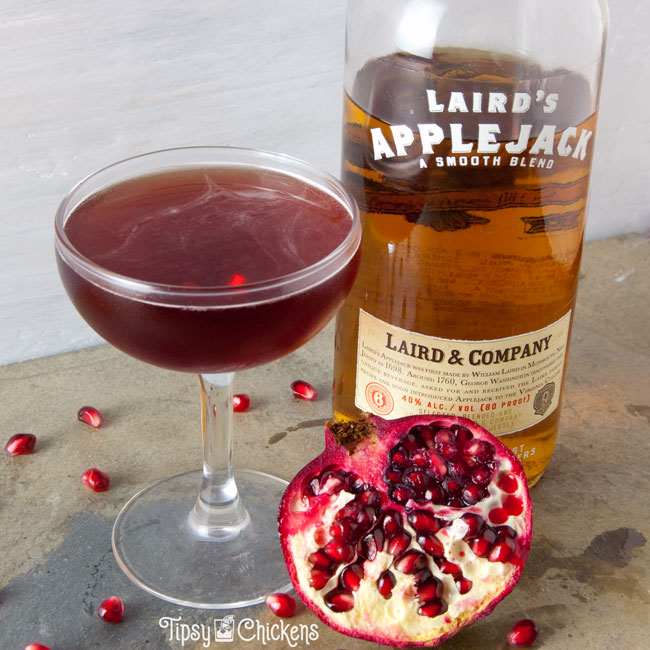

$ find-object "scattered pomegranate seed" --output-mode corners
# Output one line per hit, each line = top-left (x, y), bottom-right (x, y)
(265, 592), (296, 618)
(78, 405), (103, 428)
(82, 468), (110, 492)
(97, 596), (124, 623)
(291, 380), (317, 401)
(5, 433), (36, 456)
(507, 618), (539, 647)
(232, 394), (251, 412)
(24, 644), (51, 650)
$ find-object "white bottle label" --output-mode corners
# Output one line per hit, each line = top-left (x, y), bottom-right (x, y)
(354, 309), (571, 436)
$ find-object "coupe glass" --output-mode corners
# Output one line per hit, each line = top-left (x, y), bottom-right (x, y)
(54, 147), (361, 608)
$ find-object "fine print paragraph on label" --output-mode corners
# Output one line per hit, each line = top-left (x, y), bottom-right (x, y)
(354, 310), (571, 436)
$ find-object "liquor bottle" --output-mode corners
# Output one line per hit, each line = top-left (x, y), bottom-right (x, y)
(332, 0), (608, 485)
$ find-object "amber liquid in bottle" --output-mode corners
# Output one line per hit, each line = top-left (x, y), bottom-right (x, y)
(333, 49), (598, 485)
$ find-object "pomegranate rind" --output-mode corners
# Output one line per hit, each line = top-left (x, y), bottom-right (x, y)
(278, 414), (532, 647)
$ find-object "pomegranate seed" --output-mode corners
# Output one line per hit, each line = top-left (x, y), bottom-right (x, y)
(434, 428), (454, 447)
(496, 525), (517, 540)
(403, 468), (430, 492)
(389, 484), (414, 505)
(394, 550), (428, 574)
(360, 528), (384, 560)
(417, 533), (445, 557)
(507, 618), (539, 647)
(232, 394), (251, 412)
(427, 451), (448, 479)
(81, 468), (110, 492)
(416, 578), (442, 602)
(228, 273), (247, 286)
(498, 472), (520, 494)
(456, 577), (473, 594)
(470, 528), (497, 558)
(437, 560), (462, 576)
(265, 592), (296, 618)
(489, 507), (509, 525)
(439, 442), (459, 460)
(324, 540), (355, 563)
(291, 380), (317, 401)
(358, 487), (382, 507)
(426, 485), (445, 504)
(408, 510), (441, 533)
(339, 563), (364, 591)
(330, 519), (358, 541)
(448, 459), (469, 478)
(401, 431), (424, 451)
(447, 497), (464, 507)
(384, 464), (404, 484)
(381, 510), (403, 536)
(314, 470), (346, 496)
(356, 506), (376, 530)
(78, 405), (103, 428)
(390, 446), (410, 466)
(324, 587), (355, 612)
(452, 424), (473, 447)
(24, 645), (51, 650)
(443, 477), (462, 494)
(387, 530), (412, 556)
(418, 598), (446, 618)
(461, 513), (485, 537)
(336, 502), (362, 521)
(5, 433), (36, 456)
(97, 595), (124, 623)
(489, 538), (516, 563)
(472, 466), (493, 485)
(462, 483), (484, 505)
(463, 439), (494, 461)
(309, 550), (333, 569)
(410, 450), (429, 467)
(503, 494), (524, 516)
(377, 570), (396, 598)
(309, 568), (332, 590)
(417, 425), (437, 448)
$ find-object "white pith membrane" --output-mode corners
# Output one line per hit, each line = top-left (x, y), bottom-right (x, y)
(282, 421), (530, 646)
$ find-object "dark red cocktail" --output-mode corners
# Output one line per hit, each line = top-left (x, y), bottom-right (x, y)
(57, 164), (359, 372)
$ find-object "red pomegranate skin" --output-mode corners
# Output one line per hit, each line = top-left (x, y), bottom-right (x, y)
(278, 414), (532, 647)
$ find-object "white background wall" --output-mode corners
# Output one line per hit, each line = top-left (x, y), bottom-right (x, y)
(1, 1), (648, 366)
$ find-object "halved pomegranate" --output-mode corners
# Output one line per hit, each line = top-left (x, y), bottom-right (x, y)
(279, 415), (532, 647)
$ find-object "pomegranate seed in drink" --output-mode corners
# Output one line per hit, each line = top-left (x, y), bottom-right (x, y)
(507, 618), (539, 647)
(97, 596), (124, 623)
(291, 380), (317, 401)
(82, 468), (110, 492)
(5, 433), (36, 456)
(227, 273), (247, 286)
(265, 592), (296, 618)
(232, 394), (251, 412)
(78, 405), (103, 428)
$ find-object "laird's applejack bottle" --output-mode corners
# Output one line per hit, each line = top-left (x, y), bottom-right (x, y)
(333, 0), (608, 485)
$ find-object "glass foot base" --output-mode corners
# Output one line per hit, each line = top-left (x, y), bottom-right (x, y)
(112, 469), (292, 609)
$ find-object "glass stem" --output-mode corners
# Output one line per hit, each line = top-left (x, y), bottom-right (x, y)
(187, 372), (249, 540)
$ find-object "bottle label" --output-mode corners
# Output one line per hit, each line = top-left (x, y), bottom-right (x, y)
(354, 309), (571, 436)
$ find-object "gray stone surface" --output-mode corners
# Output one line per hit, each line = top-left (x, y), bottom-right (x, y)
(1, 234), (648, 650)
